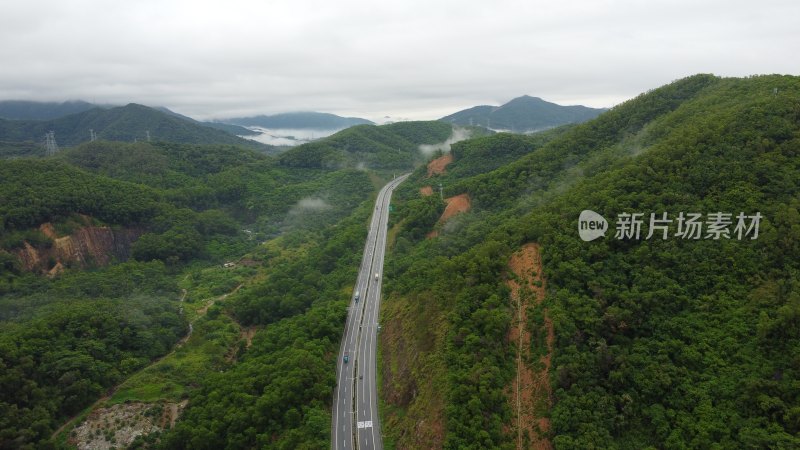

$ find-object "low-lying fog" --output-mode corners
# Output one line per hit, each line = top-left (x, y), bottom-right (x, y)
(238, 127), (342, 146)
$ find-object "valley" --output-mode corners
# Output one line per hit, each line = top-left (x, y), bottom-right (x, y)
(1, 74), (799, 449)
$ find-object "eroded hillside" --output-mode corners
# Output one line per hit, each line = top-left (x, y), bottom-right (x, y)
(14, 220), (141, 275)
(380, 74), (800, 448)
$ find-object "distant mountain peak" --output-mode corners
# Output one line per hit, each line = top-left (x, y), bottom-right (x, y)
(515, 94), (543, 101)
(0, 103), (270, 150)
(441, 96), (605, 132)
(224, 111), (373, 130)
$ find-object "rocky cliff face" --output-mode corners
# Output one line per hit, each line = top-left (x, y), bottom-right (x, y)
(14, 222), (142, 275)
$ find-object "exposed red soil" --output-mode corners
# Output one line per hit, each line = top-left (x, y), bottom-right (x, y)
(420, 186), (433, 196)
(426, 153), (453, 177)
(506, 243), (553, 450)
(15, 221), (141, 274)
(426, 194), (472, 239)
(440, 194), (470, 221)
(242, 327), (256, 348)
(40, 223), (58, 239)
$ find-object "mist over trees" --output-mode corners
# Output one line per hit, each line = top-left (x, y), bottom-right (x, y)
(2, 74), (799, 449)
(382, 74), (800, 448)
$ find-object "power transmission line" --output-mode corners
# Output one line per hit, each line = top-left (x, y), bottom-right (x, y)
(45, 131), (59, 156)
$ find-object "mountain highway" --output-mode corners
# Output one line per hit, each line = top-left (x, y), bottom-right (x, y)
(332, 174), (409, 450)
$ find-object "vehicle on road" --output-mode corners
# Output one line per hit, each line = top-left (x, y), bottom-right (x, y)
(333, 175), (408, 449)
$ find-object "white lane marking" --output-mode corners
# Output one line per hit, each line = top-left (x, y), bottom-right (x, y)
(333, 176), (407, 450)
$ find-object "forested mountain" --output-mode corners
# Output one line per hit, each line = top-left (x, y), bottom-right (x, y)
(0, 120), (456, 448)
(0, 104), (269, 151)
(200, 121), (260, 136)
(278, 120), (454, 169)
(440, 95), (605, 132)
(381, 74), (800, 448)
(0, 151), (367, 447)
(0, 100), (102, 120)
(153, 107), (260, 137)
(224, 111), (373, 129)
(2, 74), (798, 449)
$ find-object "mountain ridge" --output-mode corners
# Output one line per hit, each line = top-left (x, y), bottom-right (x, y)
(0, 103), (270, 151)
(381, 73), (800, 448)
(441, 95), (605, 132)
(224, 111), (373, 130)
(0, 100), (106, 120)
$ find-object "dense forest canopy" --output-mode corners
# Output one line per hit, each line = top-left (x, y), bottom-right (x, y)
(0, 119), (457, 448)
(2, 74), (799, 449)
(0, 103), (270, 151)
(381, 73), (800, 449)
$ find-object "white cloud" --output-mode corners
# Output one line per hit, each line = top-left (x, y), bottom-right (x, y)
(1, 0), (798, 121)
(289, 197), (332, 215)
(419, 127), (472, 157)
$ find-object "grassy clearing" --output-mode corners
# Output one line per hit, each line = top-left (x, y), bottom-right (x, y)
(108, 313), (240, 405)
(109, 266), (251, 405)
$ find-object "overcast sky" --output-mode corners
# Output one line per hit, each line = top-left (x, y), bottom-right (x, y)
(1, 0), (798, 121)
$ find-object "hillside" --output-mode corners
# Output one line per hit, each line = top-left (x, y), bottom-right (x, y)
(154, 107), (260, 136)
(224, 111), (373, 129)
(0, 101), (260, 137)
(0, 118), (461, 447)
(278, 120), (454, 169)
(381, 74), (800, 448)
(0, 104), (270, 151)
(2, 74), (798, 449)
(441, 95), (605, 132)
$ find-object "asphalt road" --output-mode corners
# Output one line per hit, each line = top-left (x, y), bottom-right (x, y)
(332, 174), (409, 450)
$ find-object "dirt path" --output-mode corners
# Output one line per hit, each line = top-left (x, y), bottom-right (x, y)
(506, 243), (553, 450)
(426, 153), (453, 177)
(242, 327), (256, 348)
(195, 284), (240, 313)
(51, 283), (243, 441)
(50, 395), (110, 441)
